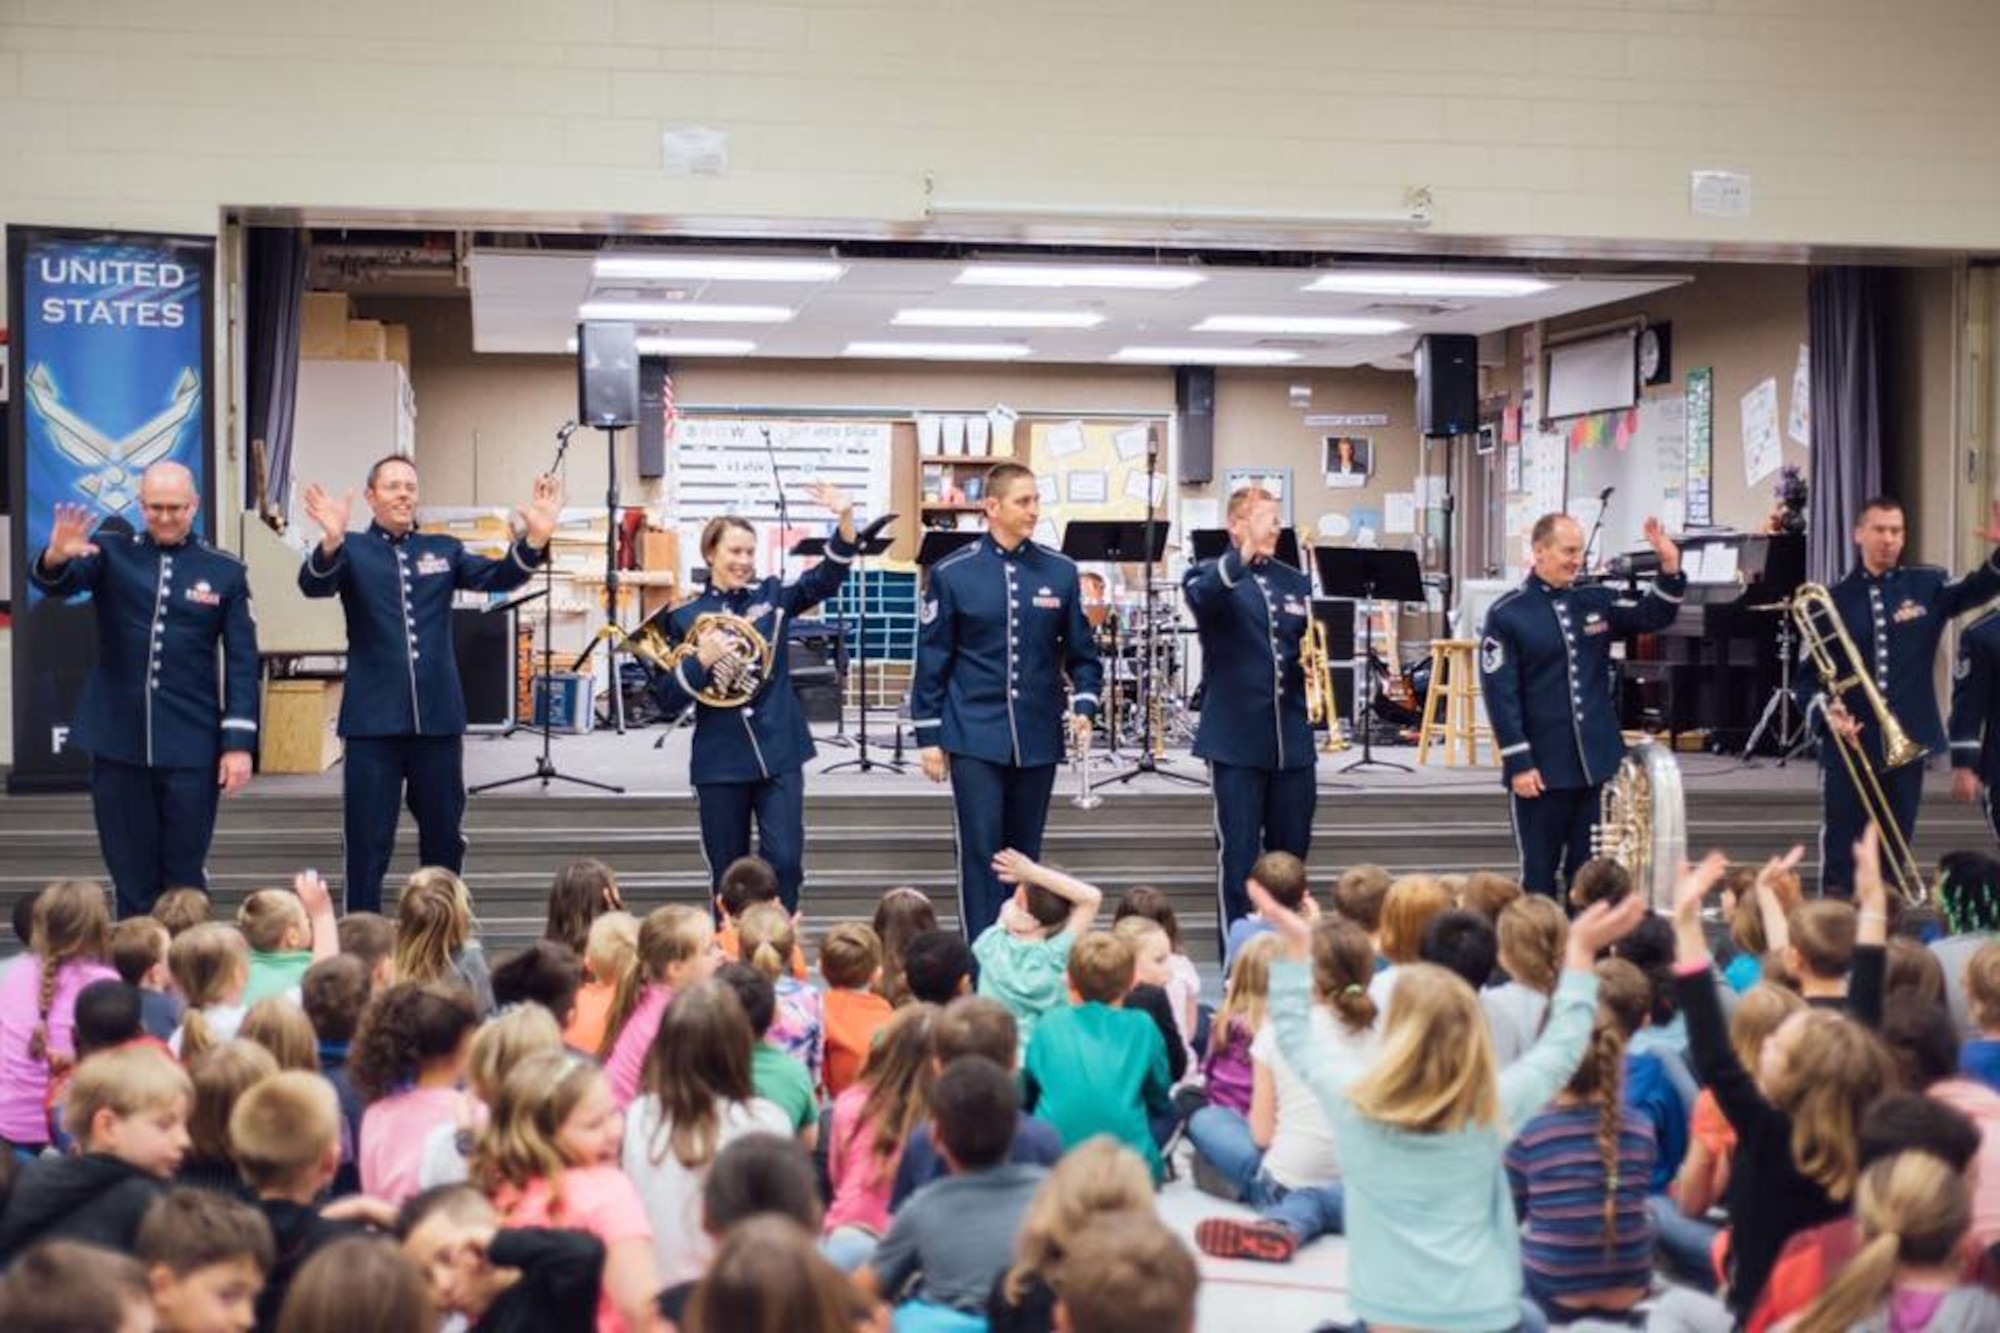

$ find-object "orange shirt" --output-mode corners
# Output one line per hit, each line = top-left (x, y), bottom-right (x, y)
(823, 987), (896, 1098)
(564, 978), (617, 1056)
(716, 924), (808, 980)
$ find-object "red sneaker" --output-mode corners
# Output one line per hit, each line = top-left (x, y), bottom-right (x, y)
(1194, 1218), (1299, 1263)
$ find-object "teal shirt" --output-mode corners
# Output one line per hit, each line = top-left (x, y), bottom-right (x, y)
(1271, 960), (1598, 1333)
(1023, 1001), (1173, 1180)
(972, 926), (1076, 1055)
(243, 950), (314, 1007)
(751, 1043), (817, 1134)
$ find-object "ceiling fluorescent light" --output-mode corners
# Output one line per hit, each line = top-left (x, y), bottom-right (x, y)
(954, 265), (1205, 291)
(1193, 315), (1408, 336)
(893, 308), (1104, 329)
(564, 336), (756, 356)
(927, 199), (1433, 230)
(1303, 272), (1553, 298)
(844, 341), (1032, 361)
(592, 255), (845, 282)
(577, 301), (794, 323)
(1113, 346), (1300, 365)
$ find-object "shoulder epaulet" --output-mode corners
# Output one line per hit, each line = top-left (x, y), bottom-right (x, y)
(935, 544), (979, 573)
(1967, 605), (2000, 635)
(1036, 542), (1076, 566)
(196, 539), (245, 566)
(1910, 563), (1950, 577)
(1487, 586), (1527, 619)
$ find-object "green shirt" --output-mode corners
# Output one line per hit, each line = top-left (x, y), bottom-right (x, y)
(972, 926), (1076, 1055)
(1022, 1001), (1173, 1180)
(243, 950), (315, 1007)
(752, 1042), (818, 1133)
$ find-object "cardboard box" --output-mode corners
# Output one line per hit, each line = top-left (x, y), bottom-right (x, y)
(641, 529), (679, 572)
(384, 323), (411, 375)
(262, 679), (344, 772)
(341, 319), (387, 361)
(301, 292), (352, 360)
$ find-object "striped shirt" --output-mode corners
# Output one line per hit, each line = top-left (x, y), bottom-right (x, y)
(1504, 1103), (1658, 1305)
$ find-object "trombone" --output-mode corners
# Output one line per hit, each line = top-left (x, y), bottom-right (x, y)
(1791, 582), (1927, 902)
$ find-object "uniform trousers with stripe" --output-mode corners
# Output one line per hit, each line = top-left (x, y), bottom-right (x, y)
(694, 770), (806, 913)
(948, 754), (1058, 940)
(90, 756), (221, 919)
(1209, 761), (1316, 946)
(342, 735), (466, 915)
(1511, 784), (1600, 898)
(1817, 752), (1924, 898)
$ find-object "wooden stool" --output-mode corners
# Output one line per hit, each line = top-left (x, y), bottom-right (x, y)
(1417, 638), (1486, 766)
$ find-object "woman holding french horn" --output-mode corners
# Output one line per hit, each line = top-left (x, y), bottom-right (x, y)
(641, 482), (858, 911)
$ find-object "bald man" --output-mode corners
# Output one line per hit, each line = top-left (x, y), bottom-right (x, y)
(31, 463), (260, 916)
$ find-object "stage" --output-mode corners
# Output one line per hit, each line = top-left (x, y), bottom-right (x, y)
(1, 723), (1988, 962)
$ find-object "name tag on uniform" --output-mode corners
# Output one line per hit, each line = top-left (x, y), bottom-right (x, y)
(184, 580), (221, 607)
(1584, 611), (1608, 635)
(742, 601), (772, 623)
(1034, 586), (1061, 610)
(415, 553), (452, 577)
(1282, 597), (1306, 616)
(1894, 600), (1926, 623)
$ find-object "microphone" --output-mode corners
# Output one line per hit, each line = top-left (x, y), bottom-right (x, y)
(1599, 485), (1616, 503)
(556, 421), (579, 441)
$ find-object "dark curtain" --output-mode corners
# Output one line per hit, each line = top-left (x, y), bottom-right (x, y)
(1806, 267), (1887, 583)
(245, 227), (308, 516)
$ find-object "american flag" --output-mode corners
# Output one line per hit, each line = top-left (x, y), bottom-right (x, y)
(661, 368), (678, 442)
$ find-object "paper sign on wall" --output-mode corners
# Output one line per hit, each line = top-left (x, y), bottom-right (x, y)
(1788, 344), (1811, 447)
(1741, 377), (1783, 487)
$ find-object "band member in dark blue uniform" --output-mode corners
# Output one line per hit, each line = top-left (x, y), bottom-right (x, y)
(651, 482), (857, 913)
(1805, 497), (2000, 894)
(31, 463), (260, 917)
(1950, 610), (2000, 845)
(1481, 512), (1685, 897)
(911, 462), (1103, 940)
(1183, 486), (1315, 940)
(298, 456), (562, 912)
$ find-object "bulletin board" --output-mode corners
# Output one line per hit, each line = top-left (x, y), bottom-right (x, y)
(1024, 418), (1169, 551)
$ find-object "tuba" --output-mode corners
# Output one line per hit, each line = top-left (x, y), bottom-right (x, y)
(620, 610), (772, 708)
(1592, 741), (1686, 911)
(1791, 582), (1927, 901)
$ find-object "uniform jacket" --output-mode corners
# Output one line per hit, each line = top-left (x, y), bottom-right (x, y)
(1949, 610), (2000, 784)
(1796, 557), (2000, 761)
(910, 535), (1103, 768)
(650, 532), (856, 785)
(298, 521), (542, 737)
(31, 529), (259, 769)
(1182, 548), (1316, 771)
(1480, 569), (1688, 788)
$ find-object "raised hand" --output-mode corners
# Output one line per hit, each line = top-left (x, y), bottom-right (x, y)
(1851, 824), (1888, 920)
(1643, 516), (1681, 575)
(293, 867), (332, 919)
(1567, 892), (1649, 960)
(1246, 876), (1312, 959)
(302, 482), (353, 550)
(1975, 498), (2000, 546)
(1671, 851), (1731, 932)
(44, 503), (101, 567)
(518, 473), (564, 549)
(804, 481), (854, 517)
(1754, 844), (1805, 897)
(991, 848), (1038, 886)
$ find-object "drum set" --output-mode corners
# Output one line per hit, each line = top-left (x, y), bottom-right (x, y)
(1083, 584), (1198, 753)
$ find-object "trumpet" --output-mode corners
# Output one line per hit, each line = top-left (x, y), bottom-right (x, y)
(1069, 716), (1102, 810)
(620, 610), (772, 708)
(1791, 582), (1927, 901)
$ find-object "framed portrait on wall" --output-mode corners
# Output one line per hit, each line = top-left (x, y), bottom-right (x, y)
(1225, 467), (1293, 525)
(1323, 436), (1372, 488)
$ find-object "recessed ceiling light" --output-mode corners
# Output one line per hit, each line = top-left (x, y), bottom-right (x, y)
(843, 341), (1032, 361)
(592, 255), (846, 282)
(893, 308), (1105, 330)
(1112, 346), (1301, 365)
(577, 301), (794, 323)
(1192, 315), (1409, 336)
(1303, 272), (1553, 298)
(954, 264), (1205, 291)
(564, 336), (756, 356)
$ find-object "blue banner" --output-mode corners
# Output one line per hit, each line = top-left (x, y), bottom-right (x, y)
(7, 228), (216, 789)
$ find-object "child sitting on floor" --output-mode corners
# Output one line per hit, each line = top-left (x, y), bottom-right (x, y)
(973, 850), (1101, 1054)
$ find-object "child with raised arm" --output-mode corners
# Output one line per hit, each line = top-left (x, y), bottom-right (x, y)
(1252, 870), (1645, 1333)
(972, 850), (1101, 1054)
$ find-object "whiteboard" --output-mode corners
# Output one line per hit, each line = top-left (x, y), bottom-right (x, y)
(667, 419), (892, 586)
(1563, 396), (1689, 561)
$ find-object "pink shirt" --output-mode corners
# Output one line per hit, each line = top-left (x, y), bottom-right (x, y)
(824, 1085), (901, 1236)
(359, 1085), (466, 1206)
(498, 1164), (653, 1333)
(605, 985), (675, 1107)
(0, 956), (117, 1144)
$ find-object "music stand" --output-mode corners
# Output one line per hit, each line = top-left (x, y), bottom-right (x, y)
(816, 515), (902, 775)
(1063, 521), (1168, 764)
(1078, 518), (1206, 791)
(1315, 547), (1425, 774)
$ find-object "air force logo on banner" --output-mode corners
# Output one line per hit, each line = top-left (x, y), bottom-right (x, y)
(25, 363), (201, 515)
(1482, 636), (1505, 674)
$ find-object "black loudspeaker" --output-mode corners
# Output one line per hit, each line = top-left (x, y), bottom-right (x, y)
(1176, 365), (1215, 484)
(1416, 334), (1478, 438)
(577, 322), (639, 428)
(637, 357), (668, 478)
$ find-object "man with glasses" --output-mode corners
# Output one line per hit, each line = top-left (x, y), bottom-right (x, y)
(31, 461), (260, 916)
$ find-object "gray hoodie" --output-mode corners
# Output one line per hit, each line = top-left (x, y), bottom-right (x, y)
(1853, 1287), (2000, 1333)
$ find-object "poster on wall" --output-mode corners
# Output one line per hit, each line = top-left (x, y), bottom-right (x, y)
(668, 418), (891, 582)
(1741, 377), (1783, 488)
(1685, 368), (1714, 527)
(7, 227), (216, 791)
(1322, 435), (1372, 487)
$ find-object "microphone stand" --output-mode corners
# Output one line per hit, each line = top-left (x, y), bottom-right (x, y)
(763, 427), (790, 584)
(472, 422), (624, 795)
(1582, 488), (1615, 573)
